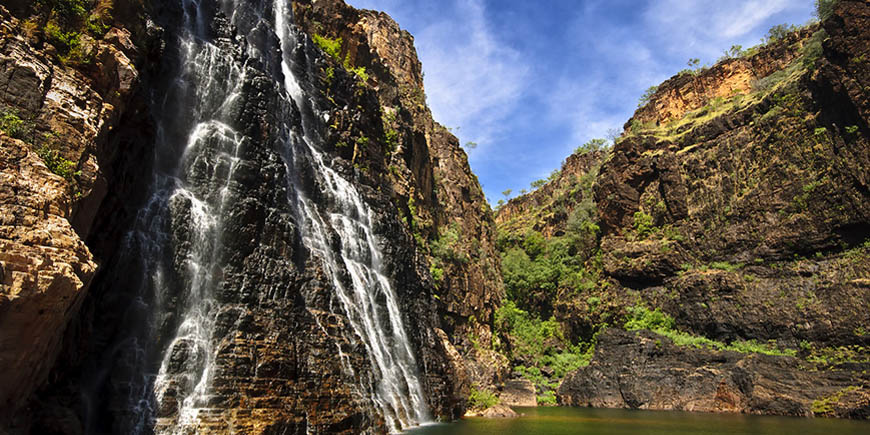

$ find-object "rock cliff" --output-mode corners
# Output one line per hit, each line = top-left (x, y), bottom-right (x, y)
(0, 0), (150, 425)
(1, 0), (502, 433)
(291, 0), (506, 388)
(498, 0), (870, 419)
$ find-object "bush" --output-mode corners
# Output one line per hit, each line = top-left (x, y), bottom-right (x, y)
(624, 305), (675, 331)
(495, 300), (562, 360)
(574, 138), (607, 155)
(35, 145), (80, 182)
(764, 24), (797, 44)
(312, 34), (342, 60)
(815, 0), (837, 21)
(633, 211), (655, 238)
(0, 109), (30, 140)
(468, 386), (499, 410)
(637, 85), (658, 108)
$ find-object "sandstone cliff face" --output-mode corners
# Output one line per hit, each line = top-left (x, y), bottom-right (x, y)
(560, 329), (870, 418)
(0, 2), (147, 424)
(2, 0), (505, 433)
(292, 0), (506, 388)
(496, 0), (870, 419)
(496, 150), (604, 239)
(558, 0), (870, 417)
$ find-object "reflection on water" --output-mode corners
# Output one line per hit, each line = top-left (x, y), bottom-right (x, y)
(407, 407), (870, 435)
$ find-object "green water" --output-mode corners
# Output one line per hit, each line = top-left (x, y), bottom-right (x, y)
(407, 407), (870, 435)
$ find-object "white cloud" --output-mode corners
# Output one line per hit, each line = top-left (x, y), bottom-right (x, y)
(413, 0), (529, 155)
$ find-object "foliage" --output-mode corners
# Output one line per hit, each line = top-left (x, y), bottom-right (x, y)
(637, 85), (658, 108)
(86, 11), (112, 37)
(381, 110), (399, 152)
(495, 300), (562, 360)
(35, 145), (80, 182)
(530, 178), (547, 189)
(431, 223), (468, 264)
(624, 306), (675, 331)
(0, 108), (31, 140)
(312, 34), (342, 60)
(468, 386), (499, 410)
(812, 386), (859, 415)
(633, 211), (655, 238)
(815, 0), (838, 21)
(624, 305), (797, 356)
(709, 261), (742, 272)
(502, 188), (512, 198)
(45, 21), (81, 53)
(764, 24), (798, 44)
(574, 138), (608, 155)
(537, 390), (557, 405)
(36, 0), (89, 24)
(348, 64), (369, 82)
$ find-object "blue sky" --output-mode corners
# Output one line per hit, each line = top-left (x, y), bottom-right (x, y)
(345, 0), (815, 204)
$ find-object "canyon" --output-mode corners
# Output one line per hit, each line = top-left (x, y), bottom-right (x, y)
(0, 0), (868, 434)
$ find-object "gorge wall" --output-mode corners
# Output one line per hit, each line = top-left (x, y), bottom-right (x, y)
(497, 0), (870, 419)
(0, 0), (502, 433)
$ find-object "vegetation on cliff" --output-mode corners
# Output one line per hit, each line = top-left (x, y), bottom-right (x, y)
(492, 0), (870, 417)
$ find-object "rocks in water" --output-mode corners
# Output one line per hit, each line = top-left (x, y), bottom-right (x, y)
(480, 404), (519, 419)
(499, 379), (537, 407)
(558, 328), (870, 417)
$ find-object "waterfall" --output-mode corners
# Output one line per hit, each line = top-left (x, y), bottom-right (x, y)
(81, 0), (431, 433)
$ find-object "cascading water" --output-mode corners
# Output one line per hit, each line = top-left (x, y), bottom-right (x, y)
(82, 0), (431, 433)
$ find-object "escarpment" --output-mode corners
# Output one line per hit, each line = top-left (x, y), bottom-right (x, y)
(292, 0), (507, 388)
(498, 0), (870, 419)
(0, 0), (155, 426)
(1, 0), (503, 433)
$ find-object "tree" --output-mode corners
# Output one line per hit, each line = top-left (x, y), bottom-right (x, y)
(464, 141), (478, 150)
(815, 0), (836, 20)
(605, 128), (621, 144)
(687, 58), (700, 68)
(638, 85), (658, 108)
(530, 179), (547, 189)
(764, 24), (796, 44)
(520, 189), (528, 195)
(724, 45), (744, 59)
(502, 189), (512, 199)
(575, 138), (608, 155)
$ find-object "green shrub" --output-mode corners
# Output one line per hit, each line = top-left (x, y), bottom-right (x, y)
(764, 24), (798, 44)
(638, 85), (658, 108)
(815, 0), (838, 21)
(0, 109), (30, 140)
(349, 65), (368, 82)
(36, 0), (89, 24)
(431, 224), (468, 264)
(710, 261), (742, 272)
(312, 33), (342, 60)
(45, 21), (81, 52)
(35, 145), (80, 182)
(624, 305), (675, 331)
(633, 211), (655, 238)
(468, 386), (499, 410)
(537, 390), (557, 405)
(574, 138), (607, 155)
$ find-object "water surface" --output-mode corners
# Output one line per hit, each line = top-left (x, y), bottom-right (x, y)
(408, 407), (870, 435)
